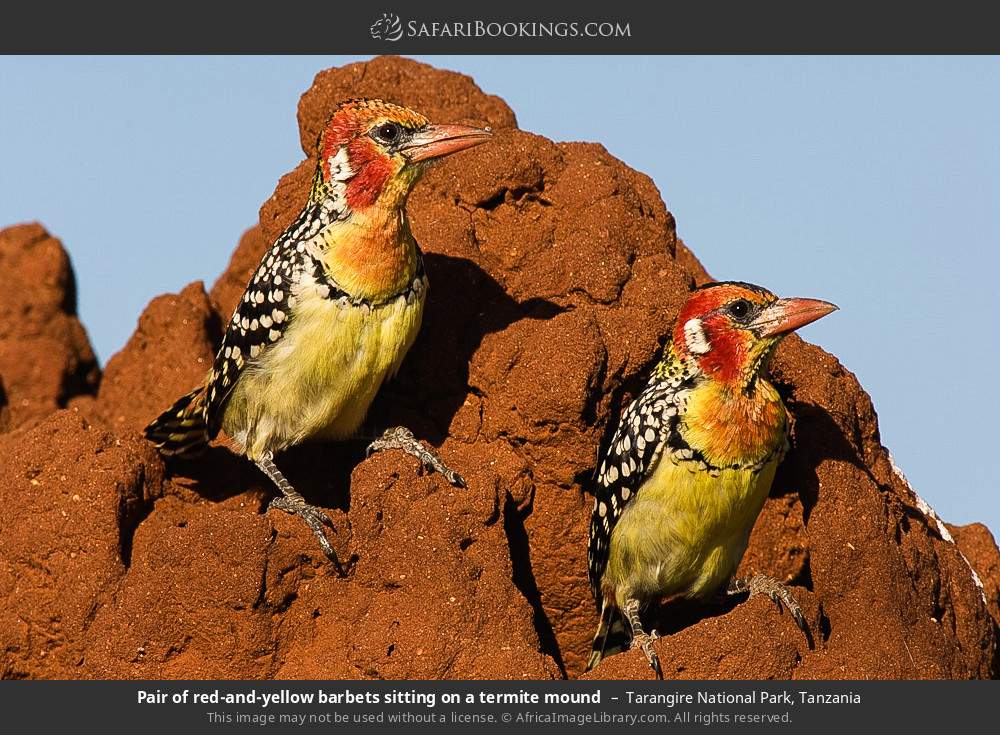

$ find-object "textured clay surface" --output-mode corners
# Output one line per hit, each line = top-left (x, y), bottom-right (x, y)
(1, 57), (997, 680)
(0, 223), (100, 431)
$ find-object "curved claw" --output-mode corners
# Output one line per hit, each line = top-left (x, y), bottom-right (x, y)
(269, 496), (335, 528)
(367, 426), (467, 487)
(256, 452), (347, 575)
(267, 497), (345, 576)
(441, 467), (467, 488)
(729, 574), (812, 645)
(631, 633), (663, 680)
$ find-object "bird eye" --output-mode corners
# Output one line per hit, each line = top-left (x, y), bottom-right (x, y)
(372, 122), (401, 144)
(727, 299), (752, 319)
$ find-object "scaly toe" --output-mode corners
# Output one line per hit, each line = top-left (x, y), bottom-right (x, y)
(268, 496), (294, 514)
(267, 498), (344, 574)
(441, 467), (466, 488)
(269, 497), (334, 527)
(367, 426), (466, 487)
(631, 633), (664, 679)
(741, 574), (811, 642)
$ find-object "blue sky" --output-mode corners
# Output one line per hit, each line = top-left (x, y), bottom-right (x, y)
(1, 56), (996, 533)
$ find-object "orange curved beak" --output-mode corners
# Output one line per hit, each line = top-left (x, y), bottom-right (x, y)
(402, 123), (492, 162)
(750, 297), (839, 338)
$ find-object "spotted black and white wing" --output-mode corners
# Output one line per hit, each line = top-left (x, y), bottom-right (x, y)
(587, 379), (687, 608)
(203, 200), (344, 435)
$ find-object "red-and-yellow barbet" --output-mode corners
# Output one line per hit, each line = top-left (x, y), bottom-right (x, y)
(586, 281), (837, 677)
(145, 99), (491, 570)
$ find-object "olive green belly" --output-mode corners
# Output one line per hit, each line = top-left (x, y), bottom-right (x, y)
(221, 291), (424, 459)
(603, 454), (778, 604)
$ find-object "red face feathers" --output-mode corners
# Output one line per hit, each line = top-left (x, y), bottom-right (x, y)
(672, 281), (837, 387)
(314, 98), (492, 211)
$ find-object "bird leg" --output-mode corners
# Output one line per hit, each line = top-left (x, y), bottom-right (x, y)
(623, 598), (663, 679)
(256, 451), (345, 575)
(366, 426), (466, 488)
(728, 574), (810, 643)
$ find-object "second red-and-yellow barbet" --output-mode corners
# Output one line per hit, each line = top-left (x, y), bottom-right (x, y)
(586, 281), (837, 677)
(144, 99), (492, 570)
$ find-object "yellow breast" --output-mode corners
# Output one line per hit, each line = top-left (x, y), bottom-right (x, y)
(604, 454), (778, 604)
(221, 281), (425, 459)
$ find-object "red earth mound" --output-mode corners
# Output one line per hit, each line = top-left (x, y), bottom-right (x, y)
(1, 57), (996, 680)
(0, 223), (99, 430)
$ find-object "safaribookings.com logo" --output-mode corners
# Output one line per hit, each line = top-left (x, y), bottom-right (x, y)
(370, 13), (631, 42)
(370, 13), (404, 41)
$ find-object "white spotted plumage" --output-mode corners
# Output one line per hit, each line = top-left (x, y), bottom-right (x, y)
(587, 363), (695, 607)
(200, 200), (349, 425)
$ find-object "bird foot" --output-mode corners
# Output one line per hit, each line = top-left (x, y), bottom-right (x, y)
(622, 597), (663, 679)
(630, 631), (663, 680)
(728, 574), (810, 643)
(267, 495), (346, 576)
(367, 426), (466, 488)
(257, 451), (346, 575)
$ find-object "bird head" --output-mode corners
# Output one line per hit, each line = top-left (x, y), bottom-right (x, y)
(672, 281), (837, 389)
(312, 98), (492, 212)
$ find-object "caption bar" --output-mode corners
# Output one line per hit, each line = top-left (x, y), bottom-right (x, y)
(135, 683), (865, 728)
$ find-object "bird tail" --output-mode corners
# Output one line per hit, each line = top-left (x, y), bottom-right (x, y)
(586, 600), (629, 672)
(144, 385), (211, 458)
